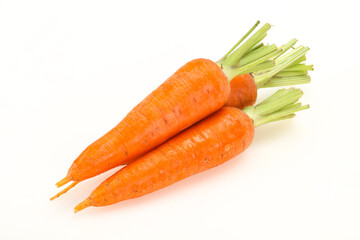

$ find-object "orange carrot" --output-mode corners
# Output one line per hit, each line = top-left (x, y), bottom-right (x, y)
(52, 22), (278, 199)
(225, 73), (257, 108)
(74, 88), (308, 213)
(56, 58), (229, 185)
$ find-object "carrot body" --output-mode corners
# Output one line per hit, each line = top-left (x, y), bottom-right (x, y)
(224, 74), (257, 109)
(64, 58), (230, 183)
(75, 107), (254, 211)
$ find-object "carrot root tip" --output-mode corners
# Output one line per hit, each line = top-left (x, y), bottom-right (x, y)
(74, 199), (91, 213)
(55, 176), (71, 188)
(50, 181), (79, 201)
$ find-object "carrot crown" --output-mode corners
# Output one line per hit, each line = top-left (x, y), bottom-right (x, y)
(217, 21), (313, 88)
(216, 21), (280, 80)
(242, 88), (309, 127)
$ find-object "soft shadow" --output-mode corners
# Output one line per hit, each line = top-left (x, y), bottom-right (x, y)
(252, 120), (297, 146)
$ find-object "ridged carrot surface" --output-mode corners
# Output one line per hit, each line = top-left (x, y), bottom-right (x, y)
(75, 108), (254, 210)
(61, 58), (229, 184)
(74, 88), (309, 212)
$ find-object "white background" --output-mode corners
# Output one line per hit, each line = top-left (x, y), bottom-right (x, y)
(1, 0), (359, 239)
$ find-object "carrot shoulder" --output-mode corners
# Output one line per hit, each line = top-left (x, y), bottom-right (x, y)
(75, 88), (308, 213)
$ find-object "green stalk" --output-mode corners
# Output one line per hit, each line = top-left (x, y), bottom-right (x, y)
(249, 43), (264, 52)
(221, 23), (271, 66)
(254, 46), (310, 88)
(237, 44), (278, 67)
(217, 21), (260, 64)
(272, 38), (298, 60)
(276, 49), (306, 65)
(215, 22), (312, 88)
(244, 60), (275, 73)
(283, 64), (314, 72)
(241, 32), (268, 56)
(261, 76), (311, 88)
(252, 39), (300, 76)
(275, 71), (308, 77)
(287, 55), (307, 67)
(222, 49), (282, 80)
(242, 88), (309, 127)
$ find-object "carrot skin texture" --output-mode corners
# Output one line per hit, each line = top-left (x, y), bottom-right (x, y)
(67, 58), (230, 182)
(224, 74), (257, 109)
(77, 107), (254, 209)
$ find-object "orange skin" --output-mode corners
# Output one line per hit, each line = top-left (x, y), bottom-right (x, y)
(60, 58), (230, 185)
(75, 107), (254, 211)
(224, 73), (257, 109)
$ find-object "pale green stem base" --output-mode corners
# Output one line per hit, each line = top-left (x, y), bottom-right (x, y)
(242, 88), (309, 127)
(216, 21), (278, 81)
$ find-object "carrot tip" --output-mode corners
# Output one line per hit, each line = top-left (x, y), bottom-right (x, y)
(50, 181), (79, 201)
(74, 199), (91, 214)
(55, 176), (71, 188)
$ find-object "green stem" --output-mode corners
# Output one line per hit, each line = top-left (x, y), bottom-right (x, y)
(244, 60), (275, 73)
(251, 39), (302, 76)
(273, 38), (298, 59)
(249, 43), (264, 52)
(237, 44), (278, 67)
(254, 46), (310, 88)
(222, 49), (282, 80)
(261, 75), (311, 88)
(242, 88), (309, 127)
(275, 71), (308, 77)
(283, 64), (314, 72)
(221, 23), (271, 66)
(217, 21), (260, 64)
(287, 55), (307, 67)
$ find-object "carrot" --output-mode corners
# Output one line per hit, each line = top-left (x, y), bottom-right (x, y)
(74, 88), (309, 213)
(52, 21), (279, 199)
(56, 58), (229, 185)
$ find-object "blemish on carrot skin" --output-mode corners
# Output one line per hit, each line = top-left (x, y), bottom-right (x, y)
(125, 151), (128, 156)
(206, 89), (210, 94)
(164, 119), (168, 125)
